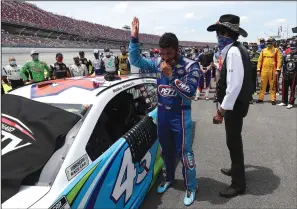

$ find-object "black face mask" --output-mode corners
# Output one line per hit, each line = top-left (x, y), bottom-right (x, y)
(74, 60), (80, 65)
(94, 54), (99, 59)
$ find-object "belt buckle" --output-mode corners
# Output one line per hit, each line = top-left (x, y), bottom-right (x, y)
(165, 105), (171, 110)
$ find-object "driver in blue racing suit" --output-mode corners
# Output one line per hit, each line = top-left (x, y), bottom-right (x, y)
(129, 17), (201, 206)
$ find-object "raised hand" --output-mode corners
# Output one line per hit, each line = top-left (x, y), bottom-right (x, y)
(160, 61), (173, 77)
(131, 17), (139, 38)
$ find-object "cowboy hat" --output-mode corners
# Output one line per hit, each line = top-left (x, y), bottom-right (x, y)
(207, 14), (248, 38)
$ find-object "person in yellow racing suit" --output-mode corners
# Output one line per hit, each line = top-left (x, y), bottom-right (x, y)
(256, 38), (281, 105)
(117, 46), (131, 75)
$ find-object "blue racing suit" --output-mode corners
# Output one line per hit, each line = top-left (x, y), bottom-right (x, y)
(129, 38), (201, 191)
(193, 54), (199, 62)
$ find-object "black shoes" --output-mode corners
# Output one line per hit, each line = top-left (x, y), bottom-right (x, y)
(219, 185), (246, 198)
(220, 168), (246, 198)
(255, 100), (276, 105)
(220, 168), (231, 176)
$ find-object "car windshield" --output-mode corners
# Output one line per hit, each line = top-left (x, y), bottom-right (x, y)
(20, 103), (89, 187)
(48, 103), (90, 117)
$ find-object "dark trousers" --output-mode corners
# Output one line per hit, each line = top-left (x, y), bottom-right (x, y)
(212, 66), (216, 78)
(10, 80), (24, 89)
(251, 65), (257, 93)
(282, 73), (297, 105)
(224, 102), (249, 188)
(1, 85), (4, 95)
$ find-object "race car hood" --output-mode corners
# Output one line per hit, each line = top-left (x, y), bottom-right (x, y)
(1, 94), (81, 204)
(2, 186), (50, 209)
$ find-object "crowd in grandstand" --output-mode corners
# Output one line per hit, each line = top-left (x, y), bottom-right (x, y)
(1, 29), (120, 49)
(1, 1), (213, 48)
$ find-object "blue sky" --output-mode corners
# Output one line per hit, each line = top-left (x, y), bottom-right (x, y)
(28, 1), (297, 42)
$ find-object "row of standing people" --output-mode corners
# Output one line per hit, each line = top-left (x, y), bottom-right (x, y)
(247, 38), (296, 109)
(187, 38), (297, 109)
(1, 47), (132, 94)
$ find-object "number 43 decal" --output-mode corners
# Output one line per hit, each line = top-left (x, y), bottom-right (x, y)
(111, 148), (152, 204)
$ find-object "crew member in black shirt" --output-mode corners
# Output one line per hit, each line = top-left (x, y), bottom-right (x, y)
(79, 51), (92, 74)
(278, 41), (297, 109)
(50, 53), (71, 79)
(195, 45), (214, 100)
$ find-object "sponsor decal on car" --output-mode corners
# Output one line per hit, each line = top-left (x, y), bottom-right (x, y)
(142, 79), (157, 84)
(1, 114), (36, 156)
(49, 196), (71, 209)
(111, 148), (152, 205)
(65, 154), (89, 181)
(112, 82), (135, 93)
(30, 79), (104, 98)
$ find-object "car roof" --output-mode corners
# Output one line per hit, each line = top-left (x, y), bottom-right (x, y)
(8, 75), (144, 104)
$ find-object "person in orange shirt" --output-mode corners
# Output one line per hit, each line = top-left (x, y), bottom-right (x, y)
(256, 38), (281, 105)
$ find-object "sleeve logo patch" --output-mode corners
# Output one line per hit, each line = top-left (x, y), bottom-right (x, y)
(175, 80), (190, 93)
(190, 78), (197, 83)
(192, 70), (200, 78)
(177, 69), (185, 75)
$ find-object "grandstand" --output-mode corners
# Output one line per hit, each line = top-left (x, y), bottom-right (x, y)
(1, 1), (215, 49)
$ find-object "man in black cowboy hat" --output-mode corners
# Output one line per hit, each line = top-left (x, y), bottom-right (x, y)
(207, 14), (253, 198)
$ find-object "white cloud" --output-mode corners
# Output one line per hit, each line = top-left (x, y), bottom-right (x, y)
(152, 26), (166, 35)
(240, 16), (249, 24)
(113, 2), (128, 14)
(264, 18), (287, 27)
(114, 2), (128, 11)
(185, 12), (195, 19)
(184, 28), (196, 34)
(154, 26), (165, 31)
(184, 12), (203, 21)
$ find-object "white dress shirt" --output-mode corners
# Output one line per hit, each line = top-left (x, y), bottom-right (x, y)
(220, 43), (244, 110)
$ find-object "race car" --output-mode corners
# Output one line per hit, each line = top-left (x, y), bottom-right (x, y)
(2, 74), (164, 209)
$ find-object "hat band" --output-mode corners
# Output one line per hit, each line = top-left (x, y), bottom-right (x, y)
(217, 21), (240, 32)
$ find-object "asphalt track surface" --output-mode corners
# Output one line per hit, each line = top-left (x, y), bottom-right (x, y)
(141, 88), (297, 209)
(2, 48), (297, 209)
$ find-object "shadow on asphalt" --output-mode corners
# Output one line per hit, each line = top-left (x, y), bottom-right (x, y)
(142, 164), (280, 208)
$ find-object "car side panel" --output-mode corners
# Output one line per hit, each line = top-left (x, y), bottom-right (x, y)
(51, 140), (161, 209)
(50, 108), (162, 209)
